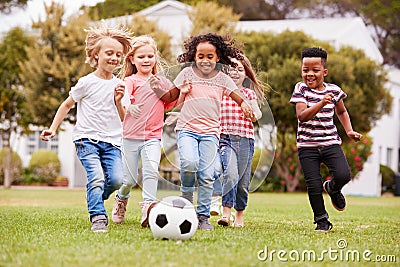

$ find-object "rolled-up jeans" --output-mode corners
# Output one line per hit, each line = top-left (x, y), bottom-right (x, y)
(118, 138), (161, 202)
(74, 138), (123, 221)
(220, 134), (254, 211)
(298, 144), (351, 222)
(177, 130), (219, 217)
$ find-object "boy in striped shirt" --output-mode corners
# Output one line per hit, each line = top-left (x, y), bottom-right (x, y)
(290, 47), (362, 232)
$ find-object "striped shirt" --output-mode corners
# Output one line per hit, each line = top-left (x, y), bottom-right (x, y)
(220, 87), (257, 139)
(289, 82), (347, 147)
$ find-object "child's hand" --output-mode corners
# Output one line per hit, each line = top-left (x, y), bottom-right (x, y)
(114, 82), (125, 102)
(40, 129), (56, 141)
(347, 131), (362, 142)
(149, 75), (167, 98)
(127, 103), (144, 119)
(240, 101), (254, 119)
(180, 80), (192, 94)
(164, 111), (180, 126)
(322, 93), (334, 105)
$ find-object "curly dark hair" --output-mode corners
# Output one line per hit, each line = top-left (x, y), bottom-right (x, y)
(177, 33), (243, 67)
(301, 47), (327, 67)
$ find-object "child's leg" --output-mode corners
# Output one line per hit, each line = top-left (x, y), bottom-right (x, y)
(234, 137), (254, 226)
(101, 142), (124, 200)
(140, 139), (162, 202)
(322, 145), (351, 191)
(298, 147), (329, 223)
(177, 131), (198, 201)
(220, 138), (238, 211)
(196, 135), (219, 218)
(118, 139), (140, 199)
(74, 139), (108, 221)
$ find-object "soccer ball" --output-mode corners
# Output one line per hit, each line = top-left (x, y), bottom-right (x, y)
(148, 196), (198, 240)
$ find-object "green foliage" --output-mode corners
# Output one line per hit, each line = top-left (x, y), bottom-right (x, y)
(20, 3), (92, 126)
(28, 149), (61, 185)
(0, 27), (33, 137)
(188, 1), (241, 36)
(380, 164), (395, 193)
(0, 0), (27, 14)
(0, 148), (22, 185)
(89, 0), (160, 19)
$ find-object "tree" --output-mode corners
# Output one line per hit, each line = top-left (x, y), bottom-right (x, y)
(188, 1), (241, 36)
(0, 0), (27, 14)
(236, 30), (392, 191)
(0, 27), (31, 187)
(20, 2), (92, 126)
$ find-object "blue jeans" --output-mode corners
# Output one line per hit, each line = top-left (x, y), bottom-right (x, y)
(298, 144), (351, 222)
(212, 149), (223, 196)
(177, 130), (219, 217)
(118, 139), (161, 202)
(74, 138), (123, 221)
(220, 135), (254, 211)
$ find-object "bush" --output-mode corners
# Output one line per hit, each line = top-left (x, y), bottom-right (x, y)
(380, 164), (395, 193)
(0, 148), (23, 185)
(28, 149), (61, 185)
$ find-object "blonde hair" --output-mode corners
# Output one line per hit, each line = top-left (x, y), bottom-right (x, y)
(84, 24), (134, 68)
(120, 35), (160, 79)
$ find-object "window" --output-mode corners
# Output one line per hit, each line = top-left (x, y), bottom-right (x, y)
(386, 147), (393, 168)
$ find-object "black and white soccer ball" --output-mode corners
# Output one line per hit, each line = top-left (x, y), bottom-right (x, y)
(148, 196), (198, 240)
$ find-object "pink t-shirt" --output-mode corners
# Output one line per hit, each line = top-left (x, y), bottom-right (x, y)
(123, 74), (175, 140)
(174, 66), (238, 136)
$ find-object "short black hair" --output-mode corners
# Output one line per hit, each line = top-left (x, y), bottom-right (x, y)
(301, 47), (327, 67)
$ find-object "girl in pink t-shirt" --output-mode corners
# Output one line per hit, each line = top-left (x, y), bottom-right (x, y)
(112, 36), (176, 227)
(153, 33), (254, 230)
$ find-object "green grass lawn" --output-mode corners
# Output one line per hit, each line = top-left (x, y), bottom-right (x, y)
(0, 188), (399, 267)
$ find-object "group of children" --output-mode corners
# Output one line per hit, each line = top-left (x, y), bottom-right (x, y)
(40, 24), (361, 233)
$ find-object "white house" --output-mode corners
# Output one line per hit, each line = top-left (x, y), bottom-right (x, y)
(10, 0), (399, 195)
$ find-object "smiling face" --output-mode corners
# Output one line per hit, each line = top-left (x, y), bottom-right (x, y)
(301, 57), (328, 91)
(229, 58), (246, 87)
(130, 44), (156, 77)
(194, 41), (220, 77)
(95, 37), (124, 78)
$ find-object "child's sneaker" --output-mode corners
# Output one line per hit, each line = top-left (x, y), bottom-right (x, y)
(314, 219), (333, 233)
(323, 181), (346, 211)
(91, 214), (108, 232)
(139, 201), (158, 227)
(210, 196), (221, 216)
(198, 215), (214, 230)
(112, 195), (128, 224)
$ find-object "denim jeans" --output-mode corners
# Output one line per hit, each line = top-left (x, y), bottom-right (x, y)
(220, 135), (254, 211)
(74, 138), (124, 221)
(298, 144), (351, 222)
(212, 149), (223, 196)
(118, 138), (161, 202)
(177, 130), (219, 217)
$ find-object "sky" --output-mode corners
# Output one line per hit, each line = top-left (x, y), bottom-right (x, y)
(0, 0), (104, 34)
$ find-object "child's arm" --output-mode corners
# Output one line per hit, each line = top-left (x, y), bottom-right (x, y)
(295, 93), (334, 122)
(40, 96), (75, 141)
(150, 75), (180, 102)
(249, 99), (262, 122)
(229, 90), (254, 119)
(114, 82), (126, 121)
(335, 100), (362, 142)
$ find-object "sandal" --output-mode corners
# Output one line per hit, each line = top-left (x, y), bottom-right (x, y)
(217, 216), (230, 226)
